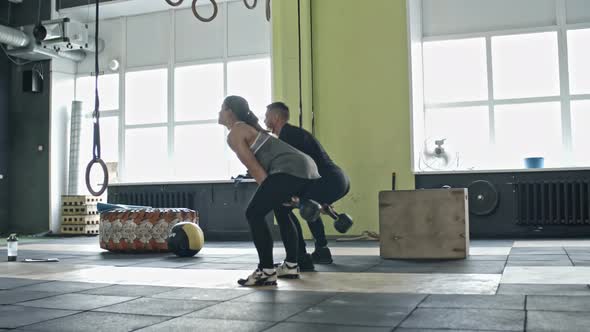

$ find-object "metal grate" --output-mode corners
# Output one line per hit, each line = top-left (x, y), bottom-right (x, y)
(516, 180), (590, 225)
(115, 191), (194, 209)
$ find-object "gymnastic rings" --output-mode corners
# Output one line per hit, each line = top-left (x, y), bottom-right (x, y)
(243, 0), (257, 9)
(85, 158), (109, 197)
(192, 0), (218, 22)
(266, 0), (271, 21)
(165, 0), (184, 6)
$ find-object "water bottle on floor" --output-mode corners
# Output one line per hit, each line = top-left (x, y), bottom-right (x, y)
(7, 234), (18, 262)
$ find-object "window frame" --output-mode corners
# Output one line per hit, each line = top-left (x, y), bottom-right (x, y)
(74, 1), (272, 183)
(413, 1), (590, 173)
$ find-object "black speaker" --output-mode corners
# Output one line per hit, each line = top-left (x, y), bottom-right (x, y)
(23, 70), (43, 93)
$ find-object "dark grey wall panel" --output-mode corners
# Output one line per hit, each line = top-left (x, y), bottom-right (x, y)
(9, 62), (52, 234)
(4, 0), (52, 234)
(0, 1), (11, 234)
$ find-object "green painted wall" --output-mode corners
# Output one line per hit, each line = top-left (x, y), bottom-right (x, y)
(272, 0), (415, 237)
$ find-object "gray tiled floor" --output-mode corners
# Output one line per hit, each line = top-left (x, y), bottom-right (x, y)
(136, 317), (274, 332)
(526, 295), (590, 311)
(0, 289), (65, 305)
(496, 284), (590, 296)
(287, 304), (411, 327)
(152, 287), (254, 301)
(179, 262), (254, 270)
(510, 247), (566, 255)
(12, 280), (112, 293)
(0, 278), (48, 290)
(231, 290), (335, 305)
(188, 301), (311, 322)
(266, 322), (391, 332)
(399, 308), (525, 331)
(505, 260), (573, 266)
(94, 297), (217, 316)
(0, 305), (78, 329)
(22, 311), (169, 332)
(367, 260), (506, 274)
(320, 293), (426, 309)
(527, 310), (590, 332)
(6, 238), (590, 331)
(395, 329), (498, 332)
(466, 255), (508, 261)
(79, 284), (181, 297)
(17, 293), (137, 311)
(419, 294), (525, 310)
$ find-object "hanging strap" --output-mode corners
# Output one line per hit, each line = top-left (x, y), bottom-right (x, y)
(85, 0), (108, 197)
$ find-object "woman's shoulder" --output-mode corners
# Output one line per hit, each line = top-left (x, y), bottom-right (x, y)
(230, 122), (255, 135)
(228, 122), (259, 143)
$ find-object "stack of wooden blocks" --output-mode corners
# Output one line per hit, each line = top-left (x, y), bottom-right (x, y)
(60, 195), (103, 235)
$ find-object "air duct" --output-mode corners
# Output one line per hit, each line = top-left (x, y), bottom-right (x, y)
(0, 24), (29, 48)
(0, 19), (104, 63)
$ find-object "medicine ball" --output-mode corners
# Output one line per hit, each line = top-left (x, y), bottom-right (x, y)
(168, 222), (204, 257)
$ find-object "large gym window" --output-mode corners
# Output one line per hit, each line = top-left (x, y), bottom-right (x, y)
(491, 32), (560, 100)
(423, 38), (488, 104)
(75, 74), (119, 112)
(174, 63), (224, 122)
(409, 0), (590, 172)
(125, 69), (168, 126)
(567, 29), (590, 95)
(124, 127), (168, 182)
(227, 58), (272, 122)
(74, 2), (270, 185)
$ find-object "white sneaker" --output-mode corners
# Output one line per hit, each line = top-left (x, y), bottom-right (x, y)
(237, 268), (277, 287)
(276, 261), (300, 279)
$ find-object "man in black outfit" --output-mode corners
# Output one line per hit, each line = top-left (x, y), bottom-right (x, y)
(264, 102), (351, 270)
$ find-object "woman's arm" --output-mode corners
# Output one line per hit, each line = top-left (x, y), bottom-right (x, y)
(228, 127), (268, 185)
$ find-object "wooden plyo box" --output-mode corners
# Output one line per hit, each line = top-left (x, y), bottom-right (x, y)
(378, 189), (469, 259)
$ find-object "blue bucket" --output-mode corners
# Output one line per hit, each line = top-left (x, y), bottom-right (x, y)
(524, 157), (544, 168)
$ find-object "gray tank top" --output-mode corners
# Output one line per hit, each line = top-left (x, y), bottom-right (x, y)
(250, 130), (320, 180)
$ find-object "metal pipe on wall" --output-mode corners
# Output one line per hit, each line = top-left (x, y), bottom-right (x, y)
(68, 101), (83, 195)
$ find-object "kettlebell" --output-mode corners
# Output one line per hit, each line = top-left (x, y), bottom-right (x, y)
(297, 199), (322, 222)
(333, 213), (353, 233)
(323, 205), (353, 234)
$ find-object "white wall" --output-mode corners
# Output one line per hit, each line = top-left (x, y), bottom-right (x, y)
(407, 0), (425, 171)
(50, 59), (76, 233)
(77, 18), (123, 75)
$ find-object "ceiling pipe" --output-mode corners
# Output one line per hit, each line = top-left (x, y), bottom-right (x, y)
(0, 24), (29, 48)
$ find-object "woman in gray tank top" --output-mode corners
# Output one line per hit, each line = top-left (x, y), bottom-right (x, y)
(218, 95), (320, 287)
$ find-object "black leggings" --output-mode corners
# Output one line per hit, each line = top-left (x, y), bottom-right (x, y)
(275, 168), (350, 254)
(246, 173), (313, 269)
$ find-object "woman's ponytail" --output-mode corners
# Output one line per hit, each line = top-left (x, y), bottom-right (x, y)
(223, 95), (266, 132)
(244, 111), (266, 132)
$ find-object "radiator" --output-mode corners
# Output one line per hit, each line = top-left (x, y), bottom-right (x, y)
(114, 191), (195, 209)
(515, 180), (590, 225)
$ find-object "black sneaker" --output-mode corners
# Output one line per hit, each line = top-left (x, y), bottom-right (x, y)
(311, 247), (333, 264)
(298, 253), (315, 272)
